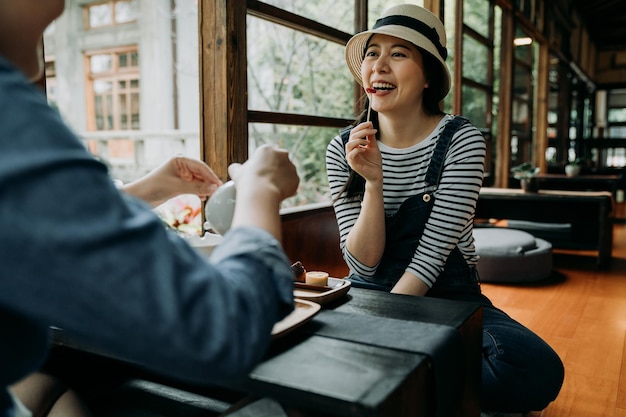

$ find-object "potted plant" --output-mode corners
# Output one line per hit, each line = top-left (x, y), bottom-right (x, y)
(565, 158), (582, 177)
(511, 162), (540, 192)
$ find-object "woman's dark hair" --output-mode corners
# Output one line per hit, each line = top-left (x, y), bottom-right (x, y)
(332, 44), (446, 204)
(418, 47), (446, 115)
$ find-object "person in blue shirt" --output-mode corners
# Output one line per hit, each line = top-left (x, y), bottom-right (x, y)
(0, 1), (299, 417)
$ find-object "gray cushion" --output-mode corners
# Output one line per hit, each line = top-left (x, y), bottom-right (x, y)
(473, 228), (537, 256)
(473, 228), (553, 283)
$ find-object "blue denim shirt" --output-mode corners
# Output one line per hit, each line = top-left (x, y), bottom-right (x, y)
(0, 56), (294, 417)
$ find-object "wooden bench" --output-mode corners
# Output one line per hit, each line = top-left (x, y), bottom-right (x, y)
(280, 202), (349, 278)
(475, 188), (615, 269)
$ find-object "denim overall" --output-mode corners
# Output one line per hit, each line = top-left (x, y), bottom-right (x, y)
(347, 116), (491, 306)
(344, 117), (565, 412)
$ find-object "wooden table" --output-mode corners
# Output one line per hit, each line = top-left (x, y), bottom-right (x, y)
(51, 288), (482, 417)
(476, 187), (615, 268)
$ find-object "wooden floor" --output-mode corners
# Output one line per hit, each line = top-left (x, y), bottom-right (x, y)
(481, 202), (626, 417)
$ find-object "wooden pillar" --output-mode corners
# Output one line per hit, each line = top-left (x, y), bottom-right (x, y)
(198, 0), (248, 181)
(452, 0), (463, 115)
(534, 41), (550, 173)
(495, 4), (513, 188)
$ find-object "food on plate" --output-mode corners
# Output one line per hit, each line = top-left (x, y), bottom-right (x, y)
(290, 261), (306, 283)
(305, 271), (329, 287)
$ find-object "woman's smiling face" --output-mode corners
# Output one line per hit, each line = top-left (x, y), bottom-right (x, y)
(360, 34), (429, 115)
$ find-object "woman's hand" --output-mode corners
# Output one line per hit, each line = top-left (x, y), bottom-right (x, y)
(122, 155), (223, 207)
(343, 122), (386, 266)
(345, 121), (383, 184)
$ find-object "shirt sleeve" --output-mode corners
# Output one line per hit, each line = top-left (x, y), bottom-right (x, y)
(326, 134), (379, 277)
(405, 122), (486, 287)
(0, 67), (295, 386)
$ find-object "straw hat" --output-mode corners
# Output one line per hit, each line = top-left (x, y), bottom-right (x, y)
(345, 4), (450, 101)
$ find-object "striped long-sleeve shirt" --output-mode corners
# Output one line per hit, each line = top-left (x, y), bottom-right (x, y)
(326, 114), (486, 288)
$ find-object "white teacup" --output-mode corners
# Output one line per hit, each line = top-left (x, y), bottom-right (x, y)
(185, 232), (223, 257)
(205, 180), (236, 235)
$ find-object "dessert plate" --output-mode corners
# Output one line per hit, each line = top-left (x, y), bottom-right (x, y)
(271, 299), (321, 339)
(293, 278), (351, 305)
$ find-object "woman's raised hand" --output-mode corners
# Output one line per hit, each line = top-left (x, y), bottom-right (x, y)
(345, 121), (383, 184)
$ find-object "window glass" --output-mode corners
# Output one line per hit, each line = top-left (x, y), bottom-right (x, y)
(247, 15), (354, 119)
(89, 4), (112, 28)
(608, 109), (626, 123)
(262, 0), (353, 33)
(514, 27), (533, 63)
(46, 1), (202, 234)
(91, 54), (113, 73)
(463, 0), (489, 37)
(115, 0), (139, 24)
(86, 0), (139, 29)
(462, 34), (489, 85)
(119, 53), (128, 68)
(513, 63), (531, 102)
(249, 124), (340, 207)
(369, 0), (424, 26)
(608, 89), (626, 123)
(462, 86), (488, 128)
(514, 0), (533, 21)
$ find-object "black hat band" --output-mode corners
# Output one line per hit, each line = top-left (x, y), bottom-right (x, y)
(373, 15), (448, 60)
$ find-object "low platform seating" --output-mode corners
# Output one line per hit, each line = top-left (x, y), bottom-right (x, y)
(473, 228), (553, 283)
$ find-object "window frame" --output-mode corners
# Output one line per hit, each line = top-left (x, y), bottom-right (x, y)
(198, 0), (363, 181)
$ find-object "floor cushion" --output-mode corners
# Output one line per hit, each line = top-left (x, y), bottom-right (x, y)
(473, 228), (553, 283)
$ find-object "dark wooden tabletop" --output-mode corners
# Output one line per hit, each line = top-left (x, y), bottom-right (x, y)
(51, 287), (483, 417)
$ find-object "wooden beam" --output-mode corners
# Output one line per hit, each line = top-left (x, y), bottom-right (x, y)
(248, 111), (352, 128)
(198, 0), (248, 181)
(496, 5), (514, 188)
(247, 0), (351, 45)
(535, 41), (550, 173)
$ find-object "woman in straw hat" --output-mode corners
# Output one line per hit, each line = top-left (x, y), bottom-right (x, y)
(326, 4), (564, 415)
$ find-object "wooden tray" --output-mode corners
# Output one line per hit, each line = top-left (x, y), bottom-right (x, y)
(271, 299), (321, 339)
(294, 278), (351, 304)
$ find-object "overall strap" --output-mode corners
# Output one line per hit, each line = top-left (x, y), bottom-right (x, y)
(424, 115), (469, 190)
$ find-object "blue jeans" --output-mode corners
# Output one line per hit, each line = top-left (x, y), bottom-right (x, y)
(349, 249), (564, 412)
(348, 169), (563, 412)
(480, 305), (564, 412)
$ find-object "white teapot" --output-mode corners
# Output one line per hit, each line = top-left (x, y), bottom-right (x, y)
(204, 180), (236, 235)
